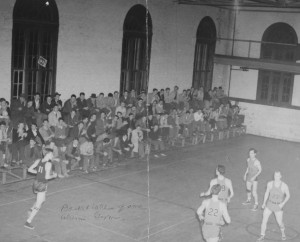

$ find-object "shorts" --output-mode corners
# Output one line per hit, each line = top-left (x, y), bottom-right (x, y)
(202, 224), (220, 240)
(33, 180), (47, 193)
(266, 201), (282, 213)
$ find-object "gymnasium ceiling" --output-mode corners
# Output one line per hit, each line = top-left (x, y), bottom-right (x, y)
(176, 0), (300, 9)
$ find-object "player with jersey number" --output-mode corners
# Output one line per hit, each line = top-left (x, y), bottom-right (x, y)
(257, 171), (290, 241)
(242, 148), (262, 211)
(197, 184), (231, 242)
(24, 148), (57, 230)
(200, 165), (234, 205)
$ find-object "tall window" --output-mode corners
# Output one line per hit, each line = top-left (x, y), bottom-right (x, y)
(120, 4), (152, 95)
(257, 23), (297, 106)
(12, 0), (59, 101)
(192, 17), (216, 91)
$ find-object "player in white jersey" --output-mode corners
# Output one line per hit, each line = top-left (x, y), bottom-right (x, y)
(257, 171), (290, 241)
(200, 165), (234, 205)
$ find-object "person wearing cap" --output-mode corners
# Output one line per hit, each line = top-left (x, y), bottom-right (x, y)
(24, 148), (57, 230)
(87, 93), (98, 114)
(77, 92), (89, 118)
(11, 93), (27, 128)
(51, 92), (62, 111)
(197, 184), (231, 242)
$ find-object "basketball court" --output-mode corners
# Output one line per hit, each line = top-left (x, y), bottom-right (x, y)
(0, 134), (299, 242)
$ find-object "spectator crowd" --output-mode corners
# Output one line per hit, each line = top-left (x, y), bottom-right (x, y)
(0, 86), (242, 177)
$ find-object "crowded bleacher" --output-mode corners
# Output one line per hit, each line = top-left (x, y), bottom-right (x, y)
(0, 85), (244, 178)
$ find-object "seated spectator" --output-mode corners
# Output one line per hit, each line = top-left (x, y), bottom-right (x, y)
(156, 100), (164, 114)
(151, 100), (158, 116)
(164, 87), (172, 113)
(119, 128), (133, 158)
(159, 113), (171, 139)
(113, 91), (120, 112)
(95, 111), (109, 136)
(32, 93), (46, 127)
(0, 109), (10, 126)
(0, 98), (11, 126)
(169, 86), (179, 109)
(39, 119), (55, 144)
(147, 88), (159, 105)
(209, 107), (219, 131)
(77, 92), (90, 118)
(179, 110), (194, 137)
(79, 137), (95, 173)
(24, 99), (36, 126)
(149, 124), (166, 158)
(120, 90), (133, 108)
(26, 123), (45, 146)
(130, 89), (137, 106)
(54, 118), (69, 147)
(24, 138), (42, 167)
(11, 121), (28, 166)
(69, 121), (85, 141)
(87, 93), (98, 114)
(178, 89), (189, 111)
(105, 93), (115, 117)
(48, 104), (62, 128)
(41, 95), (53, 116)
(193, 108), (205, 132)
(115, 101), (126, 117)
(96, 92), (108, 114)
(65, 108), (80, 136)
(95, 137), (113, 167)
(66, 138), (81, 170)
(159, 89), (165, 103)
(51, 92), (63, 111)
(62, 94), (78, 119)
(0, 121), (11, 168)
(136, 98), (147, 120)
(126, 112), (136, 131)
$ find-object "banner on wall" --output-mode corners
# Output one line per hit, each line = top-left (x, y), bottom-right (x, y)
(38, 56), (48, 67)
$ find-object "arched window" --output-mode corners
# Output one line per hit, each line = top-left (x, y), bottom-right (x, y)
(192, 17), (216, 91)
(12, 0), (59, 101)
(120, 4), (152, 95)
(257, 23), (297, 106)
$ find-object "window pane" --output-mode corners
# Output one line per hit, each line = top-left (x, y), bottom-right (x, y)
(282, 74), (292, 103)
(270, 73), (280, 102)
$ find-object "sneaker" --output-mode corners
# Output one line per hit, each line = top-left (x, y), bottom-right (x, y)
(160, 153), (166, 157)
(242, 199), (251, 205)
(282, 234), (287, 241)
(154, 155), (159, 158)
(257, 235), (264, 241)
(251, 204), (258, 211)
(58, 174), (64, 178)
(24, 222), (34, 230)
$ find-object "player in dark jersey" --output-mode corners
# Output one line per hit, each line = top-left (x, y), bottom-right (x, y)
(24, 148), (57, 230)
(197, 184), (231, 242)
(257, 171), (290, 241)
(242, 148), (262, 211)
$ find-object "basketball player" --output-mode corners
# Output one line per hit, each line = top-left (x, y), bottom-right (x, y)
(242, 148), (262, 211)
(257, 171), (290, 241)
(24, 148), (57, 229)
(200, 165), (234, 205)
(197, 184), (231, 242)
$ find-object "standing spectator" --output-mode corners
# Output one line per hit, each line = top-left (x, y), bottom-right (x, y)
(0, 121), (10, 168)
(11, 121), (28, 166)
(32, 93), (45, 127)
(54, 118), (68, 147)
(24, 99), (36, 126)
(105, 93), (115, 117)
(86, 113), (97, 142)
(149, 124), (166, 158)
(170, 86), (179, 109)
(66, 138), (81, 170)
(120, 90), (132, 107)
(119, 129), (133, 158)
(79, 137), (95, 173)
